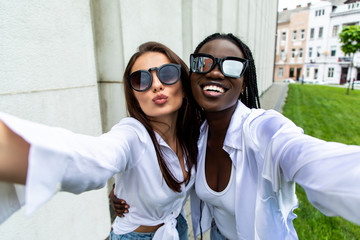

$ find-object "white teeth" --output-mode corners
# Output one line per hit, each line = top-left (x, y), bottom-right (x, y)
(203, 85), (225, 93)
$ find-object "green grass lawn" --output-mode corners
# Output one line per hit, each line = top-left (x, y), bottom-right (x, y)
(282, 84), (360, 239)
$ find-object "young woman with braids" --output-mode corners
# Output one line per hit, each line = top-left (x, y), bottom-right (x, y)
(0, 41), (200, 240)
(112, 33), (360, 240)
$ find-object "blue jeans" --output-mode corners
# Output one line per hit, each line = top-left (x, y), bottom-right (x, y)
(210, 220), (227, 240)
(110, 214), (188, 240)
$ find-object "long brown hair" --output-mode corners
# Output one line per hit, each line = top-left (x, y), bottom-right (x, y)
(123, 42), (199, 192)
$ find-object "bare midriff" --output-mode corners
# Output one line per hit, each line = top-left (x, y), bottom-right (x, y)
(134, 223), (164, 233)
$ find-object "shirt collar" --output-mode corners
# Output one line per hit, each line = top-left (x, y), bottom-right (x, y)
(223, 100), (251, 151)
(199, 100), (252, 151)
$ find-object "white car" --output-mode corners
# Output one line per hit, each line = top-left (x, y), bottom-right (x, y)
(283, 78), (296, 83)
(314, 80), (325, 85)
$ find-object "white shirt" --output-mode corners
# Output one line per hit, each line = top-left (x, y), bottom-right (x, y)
(0, 113), (194, 240)
(190, 101), (360, 240)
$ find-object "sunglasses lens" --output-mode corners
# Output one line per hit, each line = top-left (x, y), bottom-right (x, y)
(158, 65), (180, 85)
(191, 56), (213, 73)
(130, 71), (152, 91)
(222, 60), (245, 78)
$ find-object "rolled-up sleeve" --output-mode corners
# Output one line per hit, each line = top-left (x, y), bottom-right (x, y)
(250, 110), (360, 225)
(282, 136), (360, 225)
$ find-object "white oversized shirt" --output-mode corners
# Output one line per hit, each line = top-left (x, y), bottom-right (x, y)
(0, 113), (194, 240)
(190, 101), (360, 240)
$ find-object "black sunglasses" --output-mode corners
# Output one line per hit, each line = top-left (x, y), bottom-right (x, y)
(127, 63), (181, 92)
(190, 53), (248, 78)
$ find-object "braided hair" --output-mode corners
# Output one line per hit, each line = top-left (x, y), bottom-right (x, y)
(193, 33), (261, 109)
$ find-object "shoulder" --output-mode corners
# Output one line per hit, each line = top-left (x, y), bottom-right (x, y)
(108, 117), (151, 144)
(243, 109), (303, 145)
(246, 109), (295, 131)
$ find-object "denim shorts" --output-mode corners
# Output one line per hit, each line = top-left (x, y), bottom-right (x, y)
(109, 214), (188, 240)
(210, 219), (228, 240)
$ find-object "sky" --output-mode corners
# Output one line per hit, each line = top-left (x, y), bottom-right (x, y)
(278, 0), (321, 11)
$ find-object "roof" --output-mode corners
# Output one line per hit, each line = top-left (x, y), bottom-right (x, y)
(344, 0), (360, 3)
(278, 6), (309, 23)
(326, 0), (347, 5)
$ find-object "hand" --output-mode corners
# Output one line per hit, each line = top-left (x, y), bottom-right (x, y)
(109, 184), (129, 218)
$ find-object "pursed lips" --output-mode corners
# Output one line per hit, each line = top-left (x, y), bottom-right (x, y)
(152, 94), (168, 104)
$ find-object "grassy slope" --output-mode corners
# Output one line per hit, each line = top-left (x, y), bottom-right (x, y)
(282, 84), (360, 239)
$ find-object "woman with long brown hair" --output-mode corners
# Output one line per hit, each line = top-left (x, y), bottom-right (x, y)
(0, 41), (199, 240)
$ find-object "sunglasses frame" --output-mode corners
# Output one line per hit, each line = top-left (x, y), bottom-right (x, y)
(190, 53), (249, 78)
(127, 63), (181, 92)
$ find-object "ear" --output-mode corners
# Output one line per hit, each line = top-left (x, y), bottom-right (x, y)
(241, 80), (246, 93)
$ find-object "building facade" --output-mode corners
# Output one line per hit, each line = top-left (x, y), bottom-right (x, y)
(275, 0), (360, 84)
(275, 4), (310, 82)
(325, 0), (360, 84)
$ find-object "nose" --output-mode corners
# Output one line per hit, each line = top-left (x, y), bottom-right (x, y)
(206, 63), (224, 80)
(151, 72), (164, 92)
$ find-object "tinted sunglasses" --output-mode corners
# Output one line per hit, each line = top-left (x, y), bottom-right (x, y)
(128, 63), (181, 92)
(190, 53), (248, 78)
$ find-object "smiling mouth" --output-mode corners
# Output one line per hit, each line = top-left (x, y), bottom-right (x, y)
(201, 83), (228, 96)
(203, 85), (225, 93)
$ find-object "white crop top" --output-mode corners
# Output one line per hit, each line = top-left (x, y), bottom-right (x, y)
(195, 146), (237, 240)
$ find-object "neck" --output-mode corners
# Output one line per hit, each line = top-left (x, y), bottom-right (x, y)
(149, 112), (178, 149)
(205, 102), (237, 144)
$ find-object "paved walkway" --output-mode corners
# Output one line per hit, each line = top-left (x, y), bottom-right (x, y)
(260, 82), (288, 112)
(185, 82), (289, 239)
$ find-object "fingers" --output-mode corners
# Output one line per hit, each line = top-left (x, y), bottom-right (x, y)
(112, 198), (126, 204)
(109, 198), (129, 218)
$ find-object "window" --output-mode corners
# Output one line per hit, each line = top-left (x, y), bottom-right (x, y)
(281, 49), (286, 60)
(292, 49), (296, 58)
(315, 9), (325, 16)
(310, 28), (315, 39)
(306, 68), (310, 77)
(299, 48), (303, 58)
(318, 27), (323, 38)
(314, 68), (318, 79)
(301, 29), (305, 39)
(343, 22), (357, 28)
(332, 25), (339, 37)
(328, 67), (334, 78)
(281, 32), (286, 41)
(290, 68), (295, 77)
(279, 68), (283, 77)
(309, 47), (313, 57)
(317, 46), (321, 57)
(331, 46), (336, 56)
(293, 30), (297, 40)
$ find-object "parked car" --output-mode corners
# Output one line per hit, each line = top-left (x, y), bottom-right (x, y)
(303, 79), (314, 84)
(314, 80), (325, 85)
(283, 78), (296, 83)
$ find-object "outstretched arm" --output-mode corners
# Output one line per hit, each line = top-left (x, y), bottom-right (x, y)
(0, 120), (29, 184)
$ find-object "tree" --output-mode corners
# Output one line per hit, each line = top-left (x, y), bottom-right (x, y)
(338, 25), (360, 94)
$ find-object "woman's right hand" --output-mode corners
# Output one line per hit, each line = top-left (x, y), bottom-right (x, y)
(109, 184), (129, 218)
